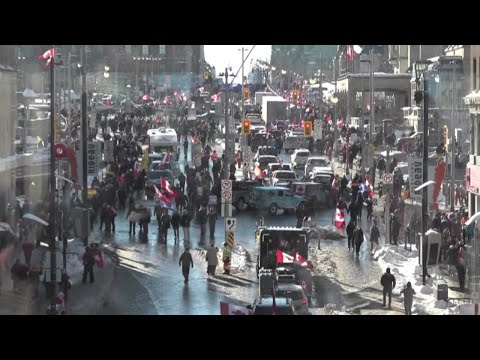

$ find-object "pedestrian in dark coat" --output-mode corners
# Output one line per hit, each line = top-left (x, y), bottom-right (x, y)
(353, 225), (364, 256)
(171, 211), (181, 243)
(205, 244), (219, 276)
(346, 220), (356, 250)
(370, 220), (380, 252)
(400, 282), (416, 315)
(390, 216), (401, 245)
(296, 203), (305, 228)
(380, 267), (396, 309)
(179, 248), (194, 283)
(82, 247), (95, 284)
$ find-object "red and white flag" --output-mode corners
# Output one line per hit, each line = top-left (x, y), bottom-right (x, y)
(337, 117), (345, 128)
(94, 251), (104, 268)
(346, 45), (354, 62)
(276, 249), (294, 264)
(335, 208), (345, 229)
(161, 177), (175, 197)
(294, 253), (314, 270)
(38, 48), (55, 67)
(220, 302), (251, 315)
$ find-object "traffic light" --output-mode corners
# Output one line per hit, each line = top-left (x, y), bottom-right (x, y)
(242, 120), (251, 135)
(304, 121), (312, 137)
(243, 87), (250, 100)
(292, 90), (298, 101)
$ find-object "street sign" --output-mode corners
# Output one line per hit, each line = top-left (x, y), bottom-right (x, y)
(221, 190), (232, 201)
(221, 180), (232, 190)
(227, 231), (235, 248)
(408, 157), (423, 201)
(383, 173), (393, 184)
(242, 146), (252, 163)
(209, 195), (217, 205)
(87, 141), (101, 175)
(226, 217), (237, 232)
(228, 122), (236, 134)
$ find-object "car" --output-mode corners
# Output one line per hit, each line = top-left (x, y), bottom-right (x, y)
(254, 146), (279, 160)
(232, 180), (258, 211)
(271, 170), (297, 187)
(291, 149), (311, 169)
(284, 135), (307, 153)
(275, 283), (310, 315)
(150, 160), (181, 178)
(304, 156), (330, 179)
(266, 163), (282, 178)
(248, 296), (296, 315)
(255, 155), (279, 172)
(290, 182), (334, 209)
(249, 186), (305, 215)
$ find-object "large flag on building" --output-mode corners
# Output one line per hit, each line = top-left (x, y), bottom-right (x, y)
(276, 249), (294, 264)
(220, 302), (251, 315)
(38, 48), (55, 67)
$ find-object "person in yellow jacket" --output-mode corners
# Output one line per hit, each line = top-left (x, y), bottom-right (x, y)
(223, 242), (232, 275)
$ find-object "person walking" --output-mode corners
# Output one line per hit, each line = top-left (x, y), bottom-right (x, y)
(380, 268), (396, 309)
(400, 282), (416, 315)
(178, 172), (186, 194)
(181, 210), (191, 243)
(205, 244), (219, 276)
(171, 211), (181, 243)
(346, 219), (356, 250)
(179, 248), (194, 284)
(126, 198), (136, 235)
(223, 242), (232, 275)
(82, 247), (95, 284)
(370, 219), (380, 253)
(208, 205), (217, 240)
(353, 224), (364, 257)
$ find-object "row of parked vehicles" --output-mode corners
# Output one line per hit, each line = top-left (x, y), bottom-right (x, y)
(231, 146), (335, 215)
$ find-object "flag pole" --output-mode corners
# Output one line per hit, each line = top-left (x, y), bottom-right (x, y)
(48, 46), (57, 313)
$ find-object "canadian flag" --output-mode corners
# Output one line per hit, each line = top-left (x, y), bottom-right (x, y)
(335, 208), (345, 229)
(161, 177), (175, 197)
(38, 48), (55, 67)
(294, 253), (314, 270)
(346, 45), (354, 62)
(276, 249), (294, 264)
(94, 251), (104, 268)
(220, 302), (251, 315)
(337, 117), (345, 128)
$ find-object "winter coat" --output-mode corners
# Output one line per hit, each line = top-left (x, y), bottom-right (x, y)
(179, 251), (193, 268)
(205, 247), (219, 266)
(171, 212), (181, 228)
(370, 225), (380, 244)
(181, 213), (191, 227)
(400, 287), (416, 306)
(353, 227), (364, 246)
(380, 273), (396, 290)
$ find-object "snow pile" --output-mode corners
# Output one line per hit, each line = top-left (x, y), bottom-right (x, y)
(374, 244), (473, 315)
(231, 245), (250, 272)
(309, 247), (337, 277)
(324, 303), (353, 315)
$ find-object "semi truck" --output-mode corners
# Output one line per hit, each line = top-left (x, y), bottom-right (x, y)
(255, 91), (273, 106)
(261, 96), (287, 129)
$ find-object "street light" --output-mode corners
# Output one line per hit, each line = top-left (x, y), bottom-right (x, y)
(414, 59), (432, 286)
(360, 56), (374, 139)
(331, 95), (339, 104)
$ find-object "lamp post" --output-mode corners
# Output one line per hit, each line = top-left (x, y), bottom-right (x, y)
(415, 60), (432, 285)
(360, 55), (374, 140)
(450, 60), (456, 212)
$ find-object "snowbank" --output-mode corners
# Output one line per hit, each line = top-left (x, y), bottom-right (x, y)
(324, 303), (353, 315)
(309, 246), (337, 277)
(374, 244), (474, 315)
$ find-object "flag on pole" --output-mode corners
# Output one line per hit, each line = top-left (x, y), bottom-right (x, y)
(161, 151), (171, 165)
(161, 178), (175, 197)
(346, 45), (354, 62)
(276, 249), (294, 264)
(294, 252), (314, 270)
(220, 302), (251, 315)
(337, 117), (345, 128)
(38, 48), (55, 67)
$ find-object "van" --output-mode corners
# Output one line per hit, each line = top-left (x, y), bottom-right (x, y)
(250, 187), (305, 215)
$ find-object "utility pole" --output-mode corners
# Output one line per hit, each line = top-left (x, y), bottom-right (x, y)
(241, 47), (245, 124)
(385, 146), (391, 245)
(81, 46), (88, 205)
(67, 53), (71, 133)
(422, 78), (429, 285)
(48, 46), (57, 311)
(115, 52), (118, 96)
(369, 50), (374, 140)
(450, 60), (456, 212)
(223, 68), (232, 249)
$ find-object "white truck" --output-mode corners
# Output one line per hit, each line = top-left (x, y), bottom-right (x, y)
(261, 96), (287, 129)
(255, 92), (273, 106)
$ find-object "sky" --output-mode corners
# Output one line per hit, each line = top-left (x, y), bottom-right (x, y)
(204, 45), (271, 79)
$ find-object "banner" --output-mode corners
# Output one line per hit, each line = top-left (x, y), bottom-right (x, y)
(87, 141), (101, 176)
(408, 157), (423, 201)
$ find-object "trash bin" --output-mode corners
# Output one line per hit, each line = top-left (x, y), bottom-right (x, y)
(437, 283), (448, 301)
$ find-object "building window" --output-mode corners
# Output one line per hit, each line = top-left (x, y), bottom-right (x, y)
(159, 45), (166, 55)
(125, 45), (132, 55)
(142, 45), (149, 56)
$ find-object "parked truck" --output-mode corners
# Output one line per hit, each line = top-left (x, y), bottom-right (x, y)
(255, 91), (273, 106)
(261, 96), (287, 129)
